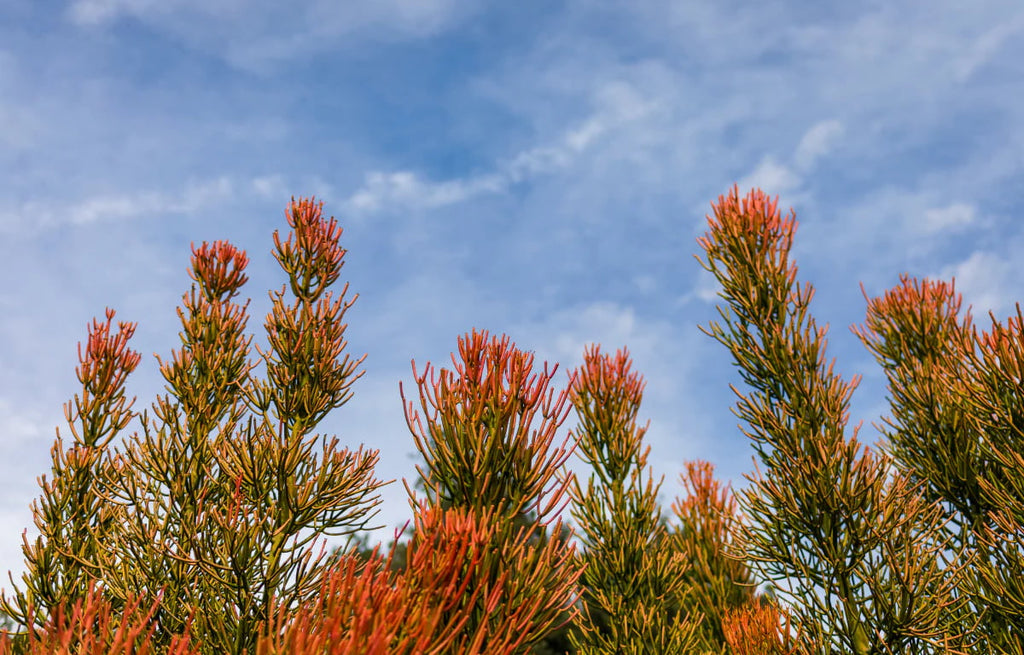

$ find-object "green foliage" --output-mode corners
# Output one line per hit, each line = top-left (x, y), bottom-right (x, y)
(1, 199), (388, 654)
(398, 329), (583, 654)
(855, 275), (1024, 652)
(695, 186), (998, 653)
(567, 346), (702, 654)
(669, 460), (762, 651)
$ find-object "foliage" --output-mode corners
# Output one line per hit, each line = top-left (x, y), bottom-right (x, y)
(339, 500), (582, 655)
(3, 186), (1021, 653)
(0, 505), (546, 655)
(399, 329), (583, 653)
(721, 595), (800, 655)
(695, 186), (991, 653)
(255, 501), (554, 655)
(1, 199), (389, 654)
(855, 275), (1024, 652)
(0, 307), (143, 634)
(669, 460), (763, 651)
(566, 345), (702, 653)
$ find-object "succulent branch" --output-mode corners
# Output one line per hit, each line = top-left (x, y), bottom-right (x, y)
(696, 186), (976, 653)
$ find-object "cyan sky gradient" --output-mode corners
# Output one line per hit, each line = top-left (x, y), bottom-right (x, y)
(1, 0), (1022, 592)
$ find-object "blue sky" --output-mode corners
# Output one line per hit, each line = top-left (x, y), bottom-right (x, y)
(1, 0), (1023, 592)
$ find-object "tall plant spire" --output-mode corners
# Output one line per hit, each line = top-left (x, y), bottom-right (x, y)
(567, 345), (702, 654)
(2, 197), (389, 655)
(696, 185), (974, 653)
(401, 329), (583, 653)
(0, 309), (142, 635)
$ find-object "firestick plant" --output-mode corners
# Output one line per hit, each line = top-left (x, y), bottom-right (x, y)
(1, 199), (390, 653)
(695, 186), (1024, 653)
(0, 198), (589, 655)
(4, 187), (1019, 653)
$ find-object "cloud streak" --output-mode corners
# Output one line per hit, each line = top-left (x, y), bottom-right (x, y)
(0, 177), (234, 234)
(341, 80), (657, 217)
(66, 0), (472, 70)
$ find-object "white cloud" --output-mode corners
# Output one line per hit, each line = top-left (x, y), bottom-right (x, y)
(921, 202), (977, 232)
(1, 177), (235, 233)
(632, 274), (657, 294)
(503, 146), (573, 182)
(732, 120), (843, 205)
(68, 176), (231, 225)
(503, 299), (731, 523)
(682, 269), (722, 306)
(346, 171), (504, 214)
(507, 300), (699, 407)
(793, 120), (845, 171)
(564, 118), (605, 152)
(313, 0), (464, 38)
(547, 303), (639, 368)
(951, 13), (1024, 82)
(343, 81), (657, 217)
(249, 175), (289, 200)
(68, 0), (461, 30)
(790, 181), (1000, 285)
(67, 0), (150, 26)
(735, 156), (801, 197)
(938, 250), (1021, 317)
(66, 0), (470, 69)
(67, 192), (168, 225)
(0, 398), (48, 452)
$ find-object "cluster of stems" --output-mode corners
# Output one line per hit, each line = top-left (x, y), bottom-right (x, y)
(2, 186), (1020, 654)
(696, 185), (1023, 653)
(855, 276), (1024, 651)
(2, 198), (388, 653)
(400, 329), (583, 653)
(566, 345), (701, 653)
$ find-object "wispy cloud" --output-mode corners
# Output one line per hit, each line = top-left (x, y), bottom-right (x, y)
(67, 0), (471, 70)
(505, 298), (736, 502)
(345, 171), (504, 214)
(0, 172), (328, 235)
(730, 120), (844, 225)
(951, 13), (1024, 82)
(793, 120), (845, 171)
(921, 203), (977, 233)
(341, 80), (656, 217)
(0, 177), (234, 234)
(939, 249), (1022, 318)
(735, 156), (803, 199)
(71, 0), (464, 33)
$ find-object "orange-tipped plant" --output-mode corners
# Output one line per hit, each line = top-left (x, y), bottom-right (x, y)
(0, 579), (198, 655)
(8, 186), (1020, 654)
(670, 460), (761, 651)
(252, 503), (536, 655)
(696, 186), (976, 653)
(855, 276), (1024, 653)
(565, 345), (702, 654)
(722, 597), (800, 655)
(400, 329), (583, 653)
(2, 198), (389, 654)
(0, 308), (143, 637)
